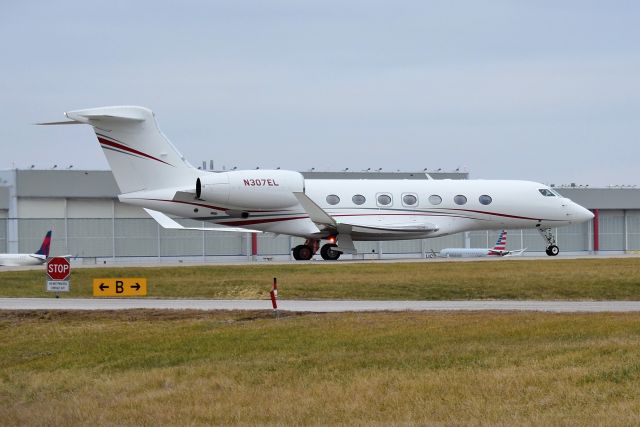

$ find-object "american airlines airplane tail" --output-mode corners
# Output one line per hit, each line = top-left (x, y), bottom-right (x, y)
(490, 230), (508, 255)
(64, 107), (199, 193)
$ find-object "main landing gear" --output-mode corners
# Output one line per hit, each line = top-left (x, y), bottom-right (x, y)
(538, 228), (559, 256)
(292, 239), (342, 261)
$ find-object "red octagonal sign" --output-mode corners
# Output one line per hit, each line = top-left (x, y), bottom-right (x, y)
(47, 257), (70, 281)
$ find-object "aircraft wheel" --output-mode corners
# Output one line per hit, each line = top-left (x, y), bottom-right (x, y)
(546, 245), (559, 256)
(292, 244), (313, 261)
(320, 243), (341, 261)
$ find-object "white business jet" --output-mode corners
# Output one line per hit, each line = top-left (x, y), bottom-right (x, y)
(0, 231), (51, 266)
(438, 230), (526, 258)
(40, 106), (593, 261)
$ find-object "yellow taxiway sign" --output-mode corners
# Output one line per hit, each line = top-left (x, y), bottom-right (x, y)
(93, 278), (147, 297)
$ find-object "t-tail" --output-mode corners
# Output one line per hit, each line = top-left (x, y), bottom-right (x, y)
(34, 231), (52, 257)
(43, 106), (200, 193)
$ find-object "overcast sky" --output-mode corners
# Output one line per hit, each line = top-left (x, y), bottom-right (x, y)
(1, 1), (639, 186)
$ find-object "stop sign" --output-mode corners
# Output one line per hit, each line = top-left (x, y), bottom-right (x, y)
(47, 257), (70, 281)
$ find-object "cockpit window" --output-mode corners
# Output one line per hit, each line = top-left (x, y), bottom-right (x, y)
(538, 189), (555, 197)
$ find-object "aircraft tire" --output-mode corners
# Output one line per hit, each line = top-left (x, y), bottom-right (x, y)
(546, 245), (559, 256)
(320, 243), (341, 261)
(293, 244), (313, 261)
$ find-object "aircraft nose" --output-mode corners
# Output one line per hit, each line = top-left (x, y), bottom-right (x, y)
(571, 203), (594, 223)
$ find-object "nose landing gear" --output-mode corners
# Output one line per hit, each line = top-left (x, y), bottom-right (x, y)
(538, 228), (559, 256)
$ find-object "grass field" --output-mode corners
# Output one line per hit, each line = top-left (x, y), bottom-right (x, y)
(2, 258), (640, 300)
(2, 310), (640, 426)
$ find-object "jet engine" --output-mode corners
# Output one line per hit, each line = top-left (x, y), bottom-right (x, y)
(195, 170), (304, 210)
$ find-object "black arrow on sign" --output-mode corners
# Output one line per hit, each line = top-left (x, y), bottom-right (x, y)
(131, 283), (141, 291)
(99, 283), (109, 291)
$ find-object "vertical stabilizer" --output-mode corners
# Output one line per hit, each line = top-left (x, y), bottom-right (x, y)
(34, 231), (52, 257)
(65, 106), (199, 193)
(492, 230), (507, 252)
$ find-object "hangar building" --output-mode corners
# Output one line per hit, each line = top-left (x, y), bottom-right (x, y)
(0, 169), (638, 263)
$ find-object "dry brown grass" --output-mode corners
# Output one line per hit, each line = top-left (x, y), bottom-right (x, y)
(2, 310), (640, 425)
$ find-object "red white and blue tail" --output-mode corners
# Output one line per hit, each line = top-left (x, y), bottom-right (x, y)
(487, 230), (507, 256)
(492, 230), (507, 252)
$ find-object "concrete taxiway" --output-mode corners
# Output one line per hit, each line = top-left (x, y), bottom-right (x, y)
(1, 298), (640, 312)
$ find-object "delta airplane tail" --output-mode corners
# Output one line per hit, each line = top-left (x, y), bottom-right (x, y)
(34, 230), (52, 258)
(62, 107), (199, 193)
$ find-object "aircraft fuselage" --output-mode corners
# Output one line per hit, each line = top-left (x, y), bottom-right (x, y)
(119, 173), (593, 241)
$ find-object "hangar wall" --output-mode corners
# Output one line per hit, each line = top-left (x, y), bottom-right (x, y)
(3, 169), (640, 262)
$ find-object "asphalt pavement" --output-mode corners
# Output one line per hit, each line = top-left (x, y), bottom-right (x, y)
(2, 298), (640, 312)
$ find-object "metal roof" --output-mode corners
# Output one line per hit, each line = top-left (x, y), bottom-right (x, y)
(556, 188), (640, 210)
(301, 171), (469, 180)
(2, 169), (640, 210)
(15, 170), (119, 198)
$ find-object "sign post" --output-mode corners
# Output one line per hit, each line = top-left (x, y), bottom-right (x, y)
(46, 257), (71, 293)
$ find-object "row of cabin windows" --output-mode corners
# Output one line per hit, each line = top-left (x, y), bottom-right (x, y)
(325, 194), (493, 207)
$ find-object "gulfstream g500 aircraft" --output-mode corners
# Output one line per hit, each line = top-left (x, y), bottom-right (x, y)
(40, 106), (593, 260)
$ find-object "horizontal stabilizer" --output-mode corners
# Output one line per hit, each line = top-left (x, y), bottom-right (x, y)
(144, 209), (260, 233)
(65, 107), (147, 123)
(35, 120), (83, 125)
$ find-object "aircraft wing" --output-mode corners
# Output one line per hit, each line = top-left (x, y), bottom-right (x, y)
(503, 248), (527, 257)
(144, 209), (261, 233)
(293, 192), (438, 235)
(487, 249), (508, 256)
(488, 248), (527, 257)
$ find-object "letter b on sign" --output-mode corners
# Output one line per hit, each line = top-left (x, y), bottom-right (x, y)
(116, 280), (124, 294)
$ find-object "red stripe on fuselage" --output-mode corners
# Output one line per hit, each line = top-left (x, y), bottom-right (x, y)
(446, 208), (560, 222)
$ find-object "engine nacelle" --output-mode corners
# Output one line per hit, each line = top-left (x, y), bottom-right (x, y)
(196, 170), (304, 210)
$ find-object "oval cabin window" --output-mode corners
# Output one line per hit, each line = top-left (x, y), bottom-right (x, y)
(352, 194), (366, 205)
(403, 194), (417, 206)
(326, 195), (340, 205)
(454, 195), (467, 205)
(479, 195), (492, 205)
(429, 195), (442, 205)
(377, 194), (392, 206)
